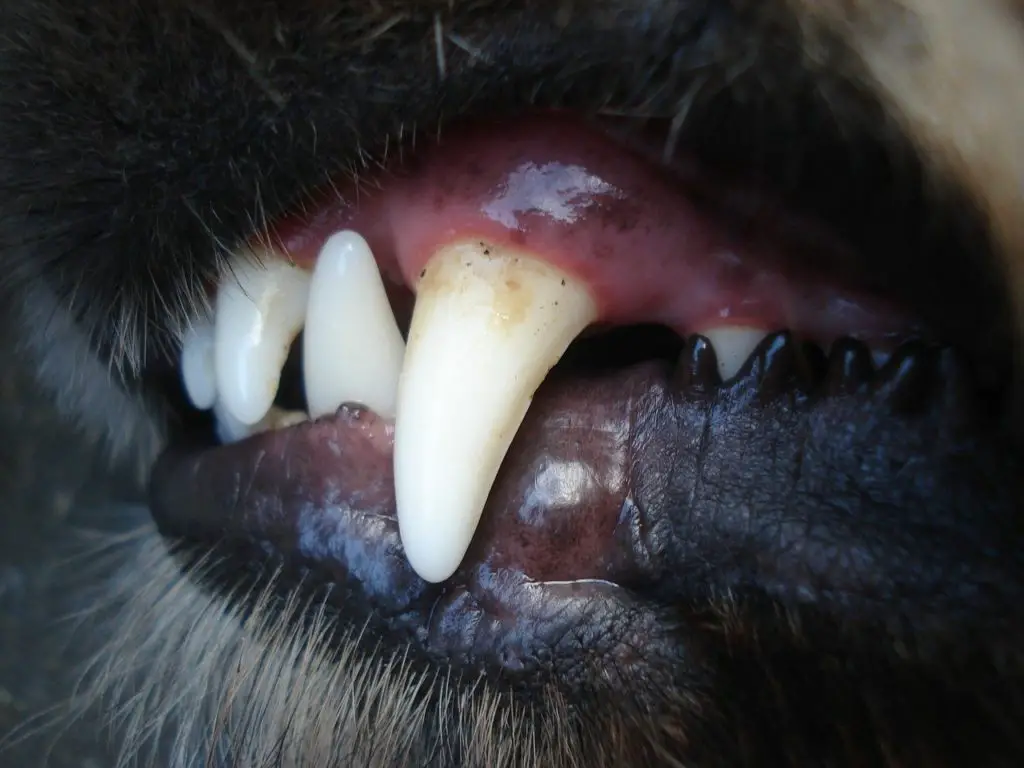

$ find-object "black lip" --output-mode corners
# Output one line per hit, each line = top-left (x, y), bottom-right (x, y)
(151, 334), (1024, 688)
(152, 362), (680, 681)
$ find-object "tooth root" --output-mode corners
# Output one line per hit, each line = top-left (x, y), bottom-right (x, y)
(304, 231), (406, 420)
(181, 319), (217, 410)
(395, 241), (598, 583)
(214, 252), (310, 426)
(697, 326), (768, 381)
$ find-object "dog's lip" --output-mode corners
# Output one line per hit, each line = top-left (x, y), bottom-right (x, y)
(151, 328), (1024, 682)
(150, 361), (676, 667)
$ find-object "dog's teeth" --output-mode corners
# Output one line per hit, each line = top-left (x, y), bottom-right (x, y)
(394, 241), (598, 583)
(262, 407), (309, 431)
(214, 252), (310, 426)
(180, 319), (217, 410)
(214, 399), (252, 443)
(871, 348), (891, 368)
(215, 401), (307, 443)
(303, 231), (406, 420)
(697, 326), (768, 381)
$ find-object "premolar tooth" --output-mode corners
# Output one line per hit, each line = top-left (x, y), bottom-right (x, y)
(214, 401), (307, 443)
(214, 252), (310, 426)
(698, 326), (768, 381)
(395, 241), (598, 583)
(303, 231), (406, 419)
(180, 319), (217, 410)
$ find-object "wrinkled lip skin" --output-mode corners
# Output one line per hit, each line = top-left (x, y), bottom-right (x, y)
(154, 362), (680, 678)
(150, 333), (1024, 683)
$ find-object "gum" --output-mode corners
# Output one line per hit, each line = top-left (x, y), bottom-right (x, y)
(269, 116), (913, 344)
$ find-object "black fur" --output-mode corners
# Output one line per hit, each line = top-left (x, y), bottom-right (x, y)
(1, 1), (1021, 765)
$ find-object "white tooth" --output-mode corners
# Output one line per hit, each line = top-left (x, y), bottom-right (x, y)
(214, 399), (254, 443)
(395, 241), (598, 583)
(698, 325), (768, 381)
(303, 231), (406, 420)
(214, 252), (310, 426)
(180, 319), (217, 410)
(214, 401), (307, 443)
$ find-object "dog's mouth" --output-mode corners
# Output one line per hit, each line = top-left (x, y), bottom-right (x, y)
(148, 111), (1020, 693)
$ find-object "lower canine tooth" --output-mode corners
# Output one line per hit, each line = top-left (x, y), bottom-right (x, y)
(697, 325), (768, 381)
(394, 241), (598, 583)
(303, 231), (406, 419)
(214, 252), (310, 426)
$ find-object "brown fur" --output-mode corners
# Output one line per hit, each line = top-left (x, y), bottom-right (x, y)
(795, 0), (1024, 335)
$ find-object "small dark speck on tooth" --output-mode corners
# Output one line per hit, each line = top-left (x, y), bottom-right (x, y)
(561, 279), (566, 286)
(420, 269), (426, 278)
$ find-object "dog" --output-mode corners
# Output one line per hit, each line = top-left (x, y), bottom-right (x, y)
(1, 1), (1022, 765)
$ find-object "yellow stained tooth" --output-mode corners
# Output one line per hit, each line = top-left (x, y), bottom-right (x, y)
(394, 241), (598, 583)
(696, 326), (768, 381)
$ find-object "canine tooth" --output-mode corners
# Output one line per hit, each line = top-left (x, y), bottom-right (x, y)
(180, 319), (217, 410)
(214, 252), (310, 426)
(698, 326), (768, 381)
(304, 231), (405, 419)
(395, 241), (598, 583)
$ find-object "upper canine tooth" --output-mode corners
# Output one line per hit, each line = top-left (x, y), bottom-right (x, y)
(181, 318), (217, 410)
(303, 231), (405, 420)
(214, 252), (310, 426)
(394, 241), (598, 583)
(696, 325), (768, 381)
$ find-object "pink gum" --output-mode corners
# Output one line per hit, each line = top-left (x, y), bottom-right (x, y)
(270, 117), (911, 343)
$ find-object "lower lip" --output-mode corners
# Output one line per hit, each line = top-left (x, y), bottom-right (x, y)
(151, 361), (678, 669)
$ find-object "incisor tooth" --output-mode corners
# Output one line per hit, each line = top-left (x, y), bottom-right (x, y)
(304, 231), (406, 419)
(214, 252), (310, 426)
(395, 241), (598, 583)
(181, 319), (217, 410)
(698, 325), (767, 381)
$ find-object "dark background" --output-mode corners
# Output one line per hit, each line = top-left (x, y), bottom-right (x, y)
(0, 324), (142, 768)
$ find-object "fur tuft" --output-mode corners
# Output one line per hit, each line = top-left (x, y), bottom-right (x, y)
(69, 527), (695, 768)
